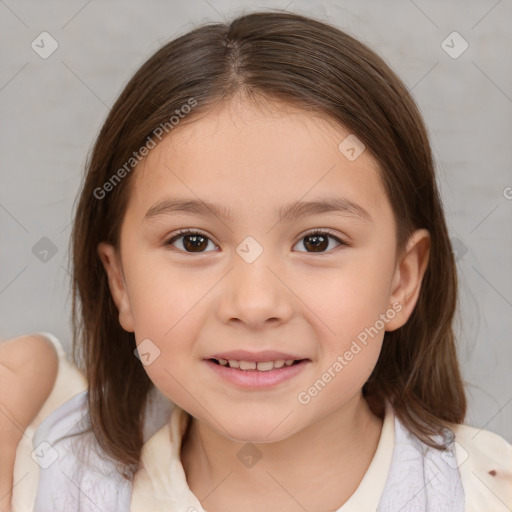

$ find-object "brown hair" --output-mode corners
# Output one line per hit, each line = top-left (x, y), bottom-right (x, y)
(70, 10), (466, 479)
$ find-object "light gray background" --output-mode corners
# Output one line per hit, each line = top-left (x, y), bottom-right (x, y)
(1, 0), (511, 442)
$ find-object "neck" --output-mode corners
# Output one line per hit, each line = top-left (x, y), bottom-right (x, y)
(180, 393), (383, 512)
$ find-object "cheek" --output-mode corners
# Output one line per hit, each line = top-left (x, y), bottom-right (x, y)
(299, 254), (393, 339)
(121, 253), (206, 377)
(301, 268), (388, 404)
(293, 256), (393, 398)
(127, 269), (207, 404)
(124, 249), (203, 333)
(307, 341), (382, 413)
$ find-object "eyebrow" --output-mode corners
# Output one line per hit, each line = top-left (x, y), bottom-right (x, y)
(143, 196), (372, 223)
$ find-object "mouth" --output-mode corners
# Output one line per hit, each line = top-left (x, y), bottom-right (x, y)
(204, 356), (310, 389)
(208, 357), (307, 372)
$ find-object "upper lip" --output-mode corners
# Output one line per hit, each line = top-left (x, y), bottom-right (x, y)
(207, 350), (308, 363)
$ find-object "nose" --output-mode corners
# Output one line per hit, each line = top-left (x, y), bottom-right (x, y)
(216, 251), (295, 330)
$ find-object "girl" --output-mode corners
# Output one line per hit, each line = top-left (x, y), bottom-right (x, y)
(4, 9), (512, 512)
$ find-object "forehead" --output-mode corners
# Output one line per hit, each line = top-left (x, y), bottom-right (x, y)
(128, 99), (391, 225)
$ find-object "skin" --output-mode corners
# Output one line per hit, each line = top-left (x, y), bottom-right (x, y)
(98, 98), (430, 511)
(0, 334), (58, 512)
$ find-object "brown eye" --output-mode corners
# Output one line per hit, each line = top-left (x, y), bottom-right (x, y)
(293, 230), (346, 253)
(166, 229), (347, 255)
(166, 230), (217, 253)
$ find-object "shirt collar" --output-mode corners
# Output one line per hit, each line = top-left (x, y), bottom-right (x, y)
(131, 400), (395, 511)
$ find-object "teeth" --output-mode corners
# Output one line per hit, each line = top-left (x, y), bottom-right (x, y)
(256, 361), (274, 371)
(216, 358), (299, 371)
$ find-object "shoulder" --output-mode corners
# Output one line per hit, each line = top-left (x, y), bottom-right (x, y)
(11, 333), (87, 512)
(0, 333), (58, 369)
(16, 332), (88, 429)
(15, 390), (131, 512)
(452, 422), (512, 511)
(12, 390), (86, 511)
(11, 333), (130, 512)
(0, 333), (59, 428)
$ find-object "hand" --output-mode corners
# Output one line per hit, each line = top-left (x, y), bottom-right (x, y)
(0, 334), (59, 512)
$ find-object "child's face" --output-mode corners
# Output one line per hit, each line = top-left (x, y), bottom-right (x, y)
(99, 99), (428, 442)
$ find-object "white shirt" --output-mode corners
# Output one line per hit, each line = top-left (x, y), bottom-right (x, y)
(130, 397), (467, 511)
(130, 397), (396, 511)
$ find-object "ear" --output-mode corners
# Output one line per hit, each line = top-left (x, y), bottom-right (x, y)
(97, 242), (135, 332)
(385, 229), (431, 331)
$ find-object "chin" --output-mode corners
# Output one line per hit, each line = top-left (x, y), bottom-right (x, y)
(225, 429), (286, 444)
(217, 414), (300, 444)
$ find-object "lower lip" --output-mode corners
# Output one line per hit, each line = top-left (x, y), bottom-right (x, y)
(204, 359), (309, 389)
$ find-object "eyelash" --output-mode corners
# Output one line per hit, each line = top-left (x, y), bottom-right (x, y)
(164, 228), (349, 254)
